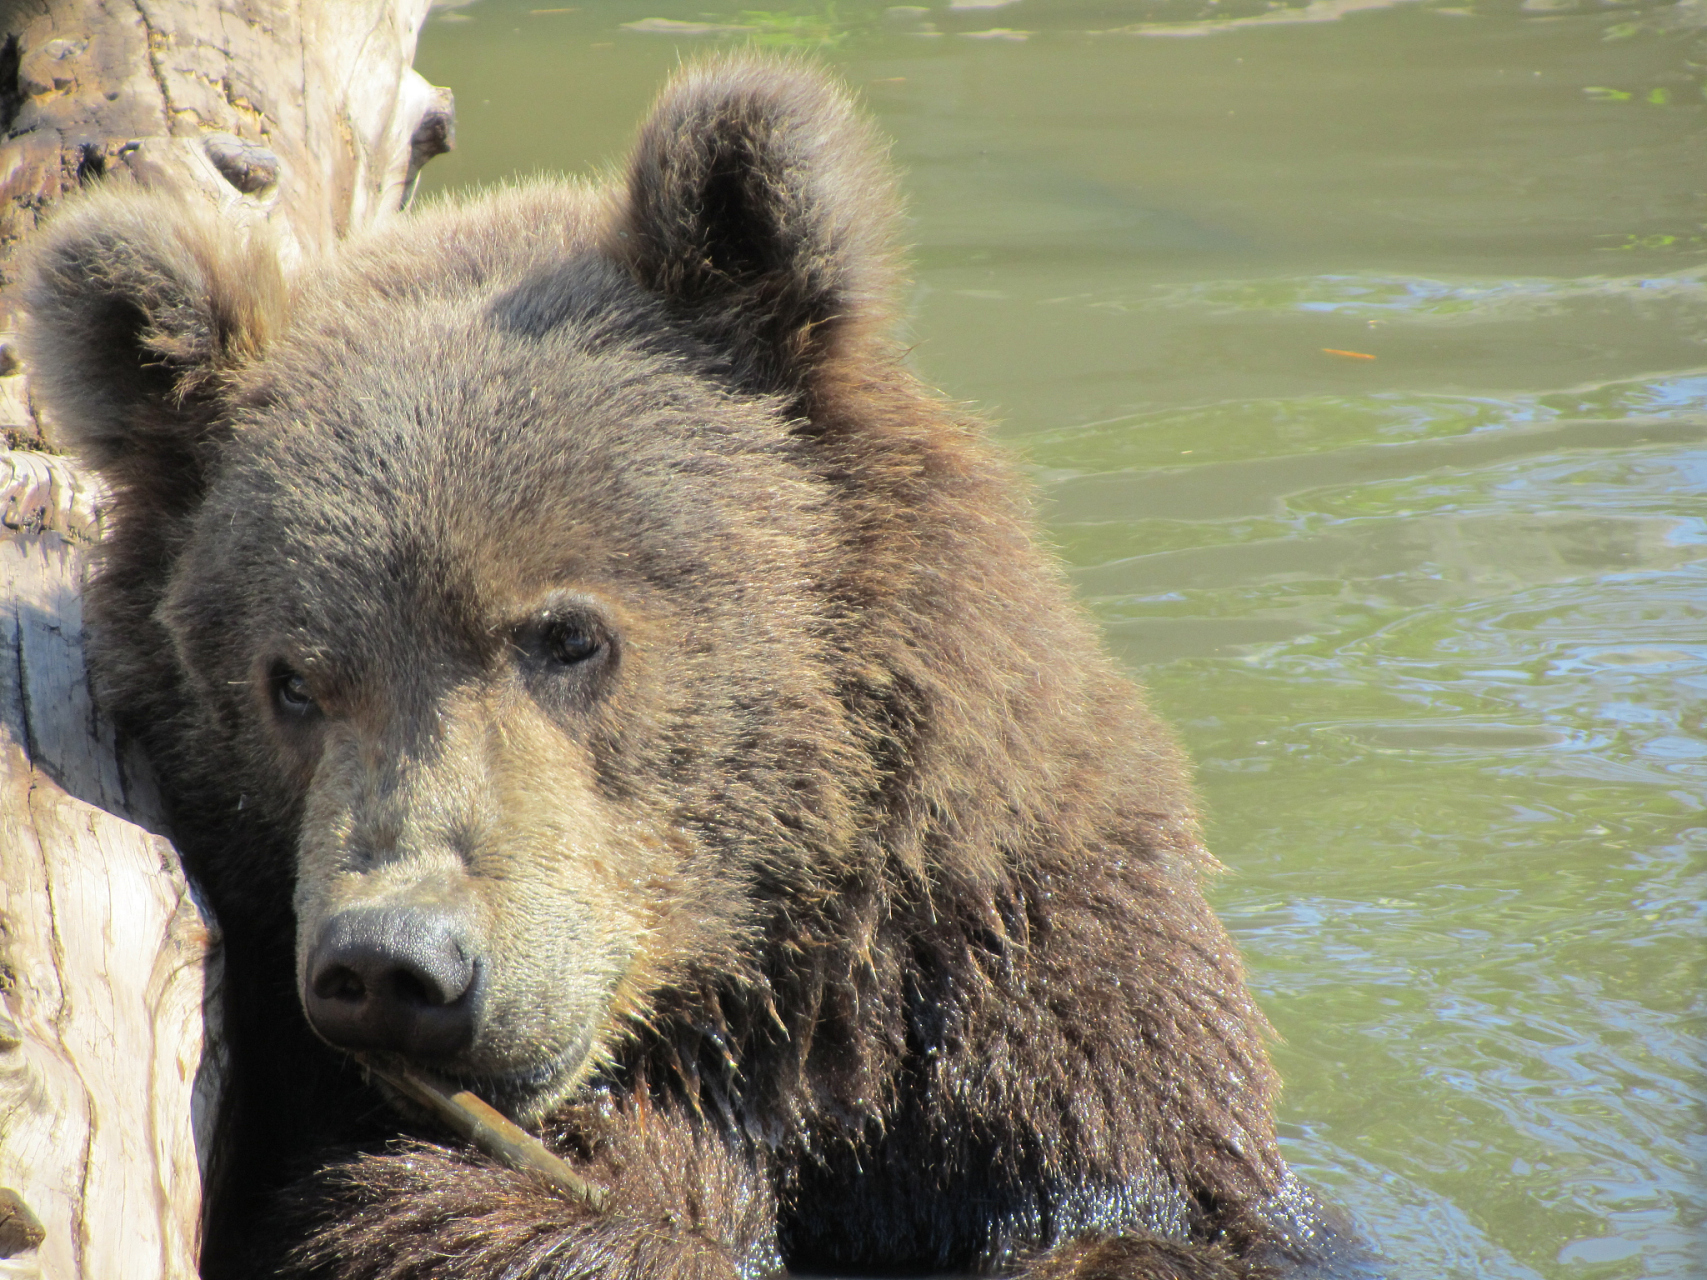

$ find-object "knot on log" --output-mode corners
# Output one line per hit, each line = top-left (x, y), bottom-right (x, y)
(18, 38), (87, 99)
(0, 1188), (45, 1259)
(403, 85), (456, 208)
(203, 132), (281, 195)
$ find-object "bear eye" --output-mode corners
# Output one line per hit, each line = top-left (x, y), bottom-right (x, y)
(510, 599), (616, 700)
(541, 617), (602, 667)
(271, 662), (318, 716)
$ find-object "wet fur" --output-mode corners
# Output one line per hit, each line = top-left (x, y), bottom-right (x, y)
(23, 56), (1371, 1280)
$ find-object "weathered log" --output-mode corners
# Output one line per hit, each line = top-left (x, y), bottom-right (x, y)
(0, 3), (452, 1275)
(0, 449), (214, 1279)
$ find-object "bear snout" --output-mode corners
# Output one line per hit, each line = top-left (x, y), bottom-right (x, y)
(303, 906), (484, 1059)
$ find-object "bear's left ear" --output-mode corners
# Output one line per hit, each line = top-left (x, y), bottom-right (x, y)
(612, 56), (902, 398)
(21, 187), (286, 515)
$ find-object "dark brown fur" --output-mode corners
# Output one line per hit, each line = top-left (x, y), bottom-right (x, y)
(22, 56), (1374, 1280)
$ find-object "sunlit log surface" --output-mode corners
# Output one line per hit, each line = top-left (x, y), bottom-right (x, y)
(0, 448), (215, 1280)
(0, 3), (452, 1274)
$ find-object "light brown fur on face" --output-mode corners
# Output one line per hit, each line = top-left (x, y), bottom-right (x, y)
(289, 677), (659, 1121)
(21, 52), (1377, 1280)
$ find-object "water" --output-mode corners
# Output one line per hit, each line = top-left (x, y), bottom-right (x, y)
(414, 3), (1707, 1276)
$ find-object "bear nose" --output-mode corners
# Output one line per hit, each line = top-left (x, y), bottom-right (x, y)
(303, 908), (482, 1058)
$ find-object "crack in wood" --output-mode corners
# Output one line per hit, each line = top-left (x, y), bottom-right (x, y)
(131, 0), (175, 133)
(34, 815), (95, 1280)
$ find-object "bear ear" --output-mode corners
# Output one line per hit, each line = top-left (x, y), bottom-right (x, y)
(612, 55), (903, 398)
(21, 187), (286, 510)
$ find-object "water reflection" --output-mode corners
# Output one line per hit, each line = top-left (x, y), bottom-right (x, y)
(414, 3), (1707, 1276)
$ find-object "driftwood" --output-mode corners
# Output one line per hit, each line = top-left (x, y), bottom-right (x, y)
(0, 449), (210, 1278)
(0, 3), (453, 1275)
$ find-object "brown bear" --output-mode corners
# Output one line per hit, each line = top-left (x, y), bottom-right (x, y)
(22, 56), (1373, 1280)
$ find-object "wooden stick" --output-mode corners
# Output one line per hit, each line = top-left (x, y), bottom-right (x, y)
(357, 1056), (609, 1212)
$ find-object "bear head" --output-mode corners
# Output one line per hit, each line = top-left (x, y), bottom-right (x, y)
(22, 58), (910, 1125)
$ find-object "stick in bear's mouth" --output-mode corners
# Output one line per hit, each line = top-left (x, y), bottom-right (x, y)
(356, 1054), (609, 1212)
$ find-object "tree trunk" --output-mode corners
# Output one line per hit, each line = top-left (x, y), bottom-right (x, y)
(0, 4), (453, 1275)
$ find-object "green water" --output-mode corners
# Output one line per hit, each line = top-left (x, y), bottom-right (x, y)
(413, 3), (1706, 1276)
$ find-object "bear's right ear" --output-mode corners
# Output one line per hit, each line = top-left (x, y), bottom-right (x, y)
(612, 56), (902, 400)
(21, 188), (286, 510)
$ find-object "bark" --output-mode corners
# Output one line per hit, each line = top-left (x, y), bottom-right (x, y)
(0, 4), (452, 1275)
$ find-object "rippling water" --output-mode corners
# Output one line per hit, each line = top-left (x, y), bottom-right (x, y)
(416, 3), (1706, 1275)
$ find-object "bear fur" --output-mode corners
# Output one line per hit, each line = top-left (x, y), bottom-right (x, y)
(22, 56), (1371, 1280)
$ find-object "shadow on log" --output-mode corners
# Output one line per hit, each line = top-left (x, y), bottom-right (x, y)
(0, 3), (454, 1275)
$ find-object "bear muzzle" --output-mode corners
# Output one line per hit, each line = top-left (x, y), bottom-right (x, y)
(303, 906), (484, 1059)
